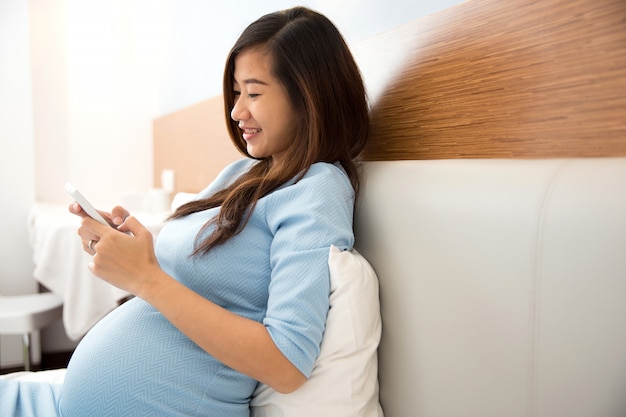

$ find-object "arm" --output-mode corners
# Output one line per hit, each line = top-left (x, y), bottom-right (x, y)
(75, 213), (306, 393)
(142, 271), (306, 392)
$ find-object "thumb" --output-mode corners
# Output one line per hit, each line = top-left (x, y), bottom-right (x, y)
(110, 205), (131, 227)
(117, 216), (152, 241)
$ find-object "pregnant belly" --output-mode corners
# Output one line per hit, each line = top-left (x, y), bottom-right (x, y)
(58, 298), (255, 417)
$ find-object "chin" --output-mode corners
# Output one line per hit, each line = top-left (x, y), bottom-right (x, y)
(246, 147), (267, 160)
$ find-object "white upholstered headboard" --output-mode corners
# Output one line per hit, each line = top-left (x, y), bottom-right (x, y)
(153, 0), (626, 415)
(355, 158), (626, 416)
(349, 1), (626, 415)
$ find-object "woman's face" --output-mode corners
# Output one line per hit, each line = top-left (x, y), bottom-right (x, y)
(230, 48), (297, 165)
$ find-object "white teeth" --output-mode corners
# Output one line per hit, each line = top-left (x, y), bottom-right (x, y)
(244, 129), (261, 134)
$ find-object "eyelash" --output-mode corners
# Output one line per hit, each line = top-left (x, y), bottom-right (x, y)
(233, 91), (259, 99)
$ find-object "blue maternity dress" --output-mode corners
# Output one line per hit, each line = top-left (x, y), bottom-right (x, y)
(0, 159), (355, 417)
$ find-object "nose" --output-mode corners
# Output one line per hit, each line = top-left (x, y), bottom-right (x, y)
(230, 96), (248, 122)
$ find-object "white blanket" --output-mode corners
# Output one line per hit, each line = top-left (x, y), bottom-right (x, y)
(0, 369), (66, 383)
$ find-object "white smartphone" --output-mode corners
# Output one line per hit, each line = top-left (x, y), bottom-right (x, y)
(65, 182), (111, 227)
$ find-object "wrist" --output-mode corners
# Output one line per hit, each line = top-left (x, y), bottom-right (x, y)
(135, 265), (175, 302)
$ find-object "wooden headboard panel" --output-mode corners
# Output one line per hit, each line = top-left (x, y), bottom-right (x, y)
(153, 95), (241, 195)
(153, 0), (626, 192)
(354, 0), (626, 160)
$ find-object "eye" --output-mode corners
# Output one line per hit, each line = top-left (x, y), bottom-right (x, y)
(248, 93), (260, 99)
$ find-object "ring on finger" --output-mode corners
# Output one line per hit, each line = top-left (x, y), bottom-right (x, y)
(88, 239), (96, 251)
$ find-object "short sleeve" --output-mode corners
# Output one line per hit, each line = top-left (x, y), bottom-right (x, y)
(261, 163), (355, 377)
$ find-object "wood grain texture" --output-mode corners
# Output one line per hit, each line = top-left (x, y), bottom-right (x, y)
(153, 95), (242, 194)
(355, 0), (626, 160)
(153, 0), (626, 189)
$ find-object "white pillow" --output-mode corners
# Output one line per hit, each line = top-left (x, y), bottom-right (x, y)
(251, 245), (384, 417)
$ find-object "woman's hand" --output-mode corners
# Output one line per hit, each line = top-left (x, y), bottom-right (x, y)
(68, 202), (129, 229)
(69, 202), (161, 296)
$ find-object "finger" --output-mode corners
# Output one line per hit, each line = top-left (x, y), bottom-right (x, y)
(78, 226), (100, 256)
(110, 205), (131, 226)
(69, 202), (89, 218)
(117, 216), (153, 241)
(83, 238), (98, 254)
(77, 227), (99, 242)
(77, 218), (101, 251)
(81, 215), (115, 237)
(70, 202), (117, 228)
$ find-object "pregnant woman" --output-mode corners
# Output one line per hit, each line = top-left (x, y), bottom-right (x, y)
(1, 6), (369, 416)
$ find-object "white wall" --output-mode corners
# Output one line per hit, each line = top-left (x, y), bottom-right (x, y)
(0, 0), (36, 293)
(158, 0), (465, 116)
(0, 0), (38, 367)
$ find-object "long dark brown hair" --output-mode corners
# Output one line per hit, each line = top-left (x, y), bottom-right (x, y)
(170, 7), (370, 255)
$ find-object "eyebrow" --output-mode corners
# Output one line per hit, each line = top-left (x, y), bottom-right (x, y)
(234, 78), (269, 86)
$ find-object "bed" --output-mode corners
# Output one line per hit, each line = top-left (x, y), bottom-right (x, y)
(153, 0), (626, 415)
(7, 0), (626, 416)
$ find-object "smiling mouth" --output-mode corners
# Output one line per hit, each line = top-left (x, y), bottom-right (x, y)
(241, 128), (262, 141)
